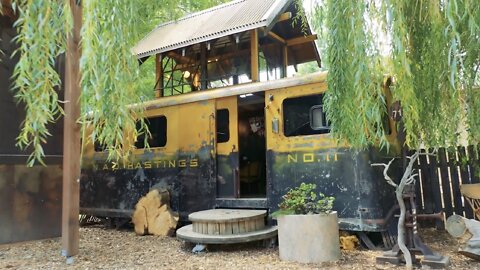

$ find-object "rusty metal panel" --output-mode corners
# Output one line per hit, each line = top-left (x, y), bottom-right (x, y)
(0, 15), (64, 245)
(81, 99), (217, 221)
(264, 81), (403, 232)
(0, 165), (63, 244)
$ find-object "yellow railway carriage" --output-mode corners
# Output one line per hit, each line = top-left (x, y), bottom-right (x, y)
(80, 0), (403, 243)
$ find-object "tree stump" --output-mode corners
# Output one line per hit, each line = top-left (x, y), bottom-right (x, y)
(446, 214), (480, 260)
(132, 188), (179, 236)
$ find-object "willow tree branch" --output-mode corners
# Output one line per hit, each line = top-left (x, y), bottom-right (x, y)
(405, 173), (419, 185)
(371, 158), (397, 187)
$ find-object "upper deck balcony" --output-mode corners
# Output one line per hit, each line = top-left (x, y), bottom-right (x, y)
(132, 0), (321, 98)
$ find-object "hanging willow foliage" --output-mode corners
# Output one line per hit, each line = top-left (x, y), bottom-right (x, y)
(445, 0), (480, 145)
(10, 0), (228, 165)
(309, 0), (480, 149)
(79, 0), (150, 161)
(11, 0), (70, 166)
(320, 1), (389, 149)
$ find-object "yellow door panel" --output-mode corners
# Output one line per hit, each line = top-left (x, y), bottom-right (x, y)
(216, 97), (239, 156)
(216, 96), (239, 198)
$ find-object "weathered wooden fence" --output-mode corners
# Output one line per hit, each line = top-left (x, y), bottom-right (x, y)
(412, 145), (480, 228)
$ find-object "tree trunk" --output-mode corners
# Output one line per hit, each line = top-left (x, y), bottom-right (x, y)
(132, 188), (179, 236)
(396, 187), (412, 270)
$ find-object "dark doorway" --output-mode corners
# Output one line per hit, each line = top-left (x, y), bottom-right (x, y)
(238, 93), (266, 197)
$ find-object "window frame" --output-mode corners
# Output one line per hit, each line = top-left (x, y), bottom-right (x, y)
(135, 115), (168, 149)
(282, 94), (330, 138)
(216, 108), (230, 144)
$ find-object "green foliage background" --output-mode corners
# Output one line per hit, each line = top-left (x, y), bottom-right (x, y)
(304, 0), (480, 150)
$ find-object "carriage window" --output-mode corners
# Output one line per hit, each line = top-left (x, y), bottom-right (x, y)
(216, 109), (230, 143)
(283, 94), (330, 137)
(94, 141), (106, 152)
(135, 116), (167, 148)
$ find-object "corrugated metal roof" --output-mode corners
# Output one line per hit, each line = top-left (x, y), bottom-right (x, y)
(133, 0), (291, 58)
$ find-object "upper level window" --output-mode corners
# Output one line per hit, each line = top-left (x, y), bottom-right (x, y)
(283, 94), (330, 137)
(216, 109), (230, 143)
(135, 116), (167, 148)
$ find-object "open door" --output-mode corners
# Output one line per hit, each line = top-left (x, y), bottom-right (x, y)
(216, 97), (239, 198)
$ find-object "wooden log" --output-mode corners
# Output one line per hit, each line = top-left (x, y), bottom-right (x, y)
(446, 214), (472, 243)
(132, 189), (179, 236)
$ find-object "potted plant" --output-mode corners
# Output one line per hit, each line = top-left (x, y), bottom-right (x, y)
(273, 183), (341, 263)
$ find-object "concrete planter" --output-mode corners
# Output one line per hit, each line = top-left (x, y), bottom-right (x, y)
(277, 212), (341, 263)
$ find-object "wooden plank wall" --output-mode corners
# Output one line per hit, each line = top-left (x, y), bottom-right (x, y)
(412, 146), (480, 228)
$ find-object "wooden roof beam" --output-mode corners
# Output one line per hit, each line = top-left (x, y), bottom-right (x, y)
(267, 31), (286, 44)
(166, 51), (195, 65)
(286, 34), (317, 46)
(277, 12), (292, 23)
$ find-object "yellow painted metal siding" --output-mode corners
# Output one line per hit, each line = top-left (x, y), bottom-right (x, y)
(264, 77), (339, 152)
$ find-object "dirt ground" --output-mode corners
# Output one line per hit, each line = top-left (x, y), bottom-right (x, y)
(0, 226), (478, 270)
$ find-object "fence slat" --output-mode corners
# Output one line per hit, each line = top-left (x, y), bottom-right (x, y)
(418, 151), (431, 214)
(448, 148), (463, 216)
(428, 148), (444, 229)
(468, 145), (479, 184)
(438, 148), (453, 219)
(414, 150), (424, 213)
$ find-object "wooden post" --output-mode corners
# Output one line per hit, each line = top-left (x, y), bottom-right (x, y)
(250, 29), (259, 82)
(200, 43), (208, 90)
(282, 46), (288, 78)
(155, 54), (163, 98)
(61, 0), (82, 258)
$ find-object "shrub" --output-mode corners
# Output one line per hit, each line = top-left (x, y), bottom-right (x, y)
(273, 183), (335, 217)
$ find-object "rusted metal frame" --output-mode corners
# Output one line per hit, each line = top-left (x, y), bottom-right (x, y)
(170, 48), (197, 94)
(177, 42), (286, 71)
(163, 57), (173, 72)
(250, 29), (259, 82)
(141, 71), (327, 110)
(62, 0), (82, 258)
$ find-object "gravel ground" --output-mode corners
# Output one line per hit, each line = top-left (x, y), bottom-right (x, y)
(0, 226), (478, 269)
